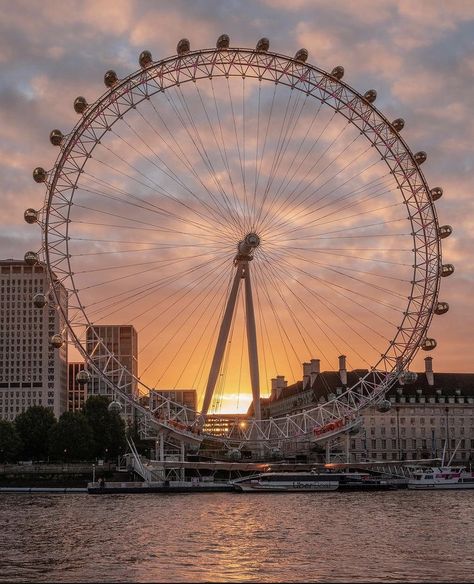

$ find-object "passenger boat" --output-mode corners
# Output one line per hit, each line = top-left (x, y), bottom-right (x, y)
(408, 440), (474, 490)
(408, 466), (474, 490)
(232, 471), (340, 492)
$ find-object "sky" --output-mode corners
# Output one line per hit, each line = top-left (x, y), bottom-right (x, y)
(1, 0), (473, 412)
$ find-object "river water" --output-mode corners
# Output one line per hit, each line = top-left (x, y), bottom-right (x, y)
(0, 490), (473, 582)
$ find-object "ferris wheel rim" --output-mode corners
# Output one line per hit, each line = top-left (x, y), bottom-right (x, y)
(39, 44), (442, 439)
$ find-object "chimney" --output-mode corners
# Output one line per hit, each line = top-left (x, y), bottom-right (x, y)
(270, 378), (278, 400)
(338, 355), (347, 386)
(310, 358), (320, 386)
(276, 375), (287, 399)
(303, 362), (311, 389)
(425, 357), (434, 386)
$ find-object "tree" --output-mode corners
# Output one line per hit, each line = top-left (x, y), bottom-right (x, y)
(15, 406), (56, 461)
(0, 420), (23, 463)
(83, 395), (126, 459)
(48, 411), (94, 461)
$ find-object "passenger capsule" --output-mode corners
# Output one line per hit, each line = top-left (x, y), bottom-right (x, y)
(108, 400), (122, 413)
(438, 225), (453, 239)
(176, 38), (190, 55)
(226, 448), (242, 460)
(270, 447), (283, 460)
(294, 48), (308, 62)
(216, 34), (230, 49)
(24, 251), (38, 265)
(24, 208), (38, 224)
(50, 334), (64, 349)
(49, 129), (63, 146)
(256, 37), (270, 52)
(33, 167), (47, 183)
(390, 118), (405, 133)
(33, 293), (47, 308)
(364, 89), (377, 103)
(73, 96), (88, 114)
(104, 70), (118, 87)
(398, 371), (418, 384)
(139, 50), (152, 68)
(421, 338), (437, 351)
(376, 400), (392, 413)
(430, 187), (443, 201)
(441, 264), (455, 277)
(76, 370), (91, 385)
(434, 301), (449, 315)
(414, 151), (427, 165)
(330, 65), (344, 80)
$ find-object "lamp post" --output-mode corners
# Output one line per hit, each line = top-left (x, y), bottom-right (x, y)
(92, 463), (96, 485)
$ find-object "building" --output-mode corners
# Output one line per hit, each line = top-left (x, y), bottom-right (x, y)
(249, 356), (474, 463)
(68, 362), (87, 412)
(0, 259), (68, 420)
(86, 325), (138, 419)
(149, 389), (197, 420)
(203, 413), (249, 436)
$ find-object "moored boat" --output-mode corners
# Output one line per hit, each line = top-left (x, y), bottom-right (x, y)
(233, 471), (339, 492)
(408, 466), (474, 490)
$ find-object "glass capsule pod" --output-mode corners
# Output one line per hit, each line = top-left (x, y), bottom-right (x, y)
(430, 187), (443, 201)
(33, 293), (47, 308)
(414, 151), (427, 165)
(108, 400), (123, 413)
(364, 89), (377, 103)
(438, 225), (453, 239)
(226, 448), (242, 460)
(421, 338), (437, 351)
(139, 50), (152, 68)
(176, 38), (190, 55)
(104, 70), (118, 87)
(376, 400), (392, 413)
(256, 37), (270, 52)
(294, 48), (308, 62)
(49, 129), (63, 146)
(76, 370), (91, 385)
(32, 167), (47, 183)
(398, 371), (418, 384)
(441, 264), (455, 277)
(216, 34), (230, 49)
(434, 301), (449, 315)
(74, 96), (88, 114)
(390, 118), (405, 133)
(331, 65), (344, 80)
(24, 208), (38, 224)
(24, 251), (38, 265)
(50, 334), (64, 349)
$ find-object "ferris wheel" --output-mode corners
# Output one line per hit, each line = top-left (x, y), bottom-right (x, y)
(25, 35), (453, 450)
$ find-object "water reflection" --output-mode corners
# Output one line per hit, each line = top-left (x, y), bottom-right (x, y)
(0, 491), (473, 582)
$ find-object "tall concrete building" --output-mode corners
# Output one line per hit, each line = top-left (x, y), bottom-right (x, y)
(0, 259), (68, 420)
(68, 362), (88, 412)
(86, 325), (138, 419)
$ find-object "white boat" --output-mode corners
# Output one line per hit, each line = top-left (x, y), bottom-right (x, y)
(233, 471), (339, 492)
(408, 466), (474, 490)
(408, 440), (474, 490)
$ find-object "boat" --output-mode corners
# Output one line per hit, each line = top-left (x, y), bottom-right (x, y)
(408, 440), (474, 490)
(232, 470), (340, 492)
(408, 466), (474, 490)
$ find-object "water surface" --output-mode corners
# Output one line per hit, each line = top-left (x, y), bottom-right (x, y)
(0, 491), (473, 582)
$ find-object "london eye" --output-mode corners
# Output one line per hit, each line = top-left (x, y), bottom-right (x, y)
(24, 35), (453, 453)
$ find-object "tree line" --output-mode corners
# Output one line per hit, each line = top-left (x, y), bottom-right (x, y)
(0, 396), (130, 463)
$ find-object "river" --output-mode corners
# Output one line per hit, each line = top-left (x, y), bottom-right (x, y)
(0, 490), (473, 582)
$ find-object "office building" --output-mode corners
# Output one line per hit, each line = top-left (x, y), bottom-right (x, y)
(0, 259), (68, 420)
(68, 362), (88, 412)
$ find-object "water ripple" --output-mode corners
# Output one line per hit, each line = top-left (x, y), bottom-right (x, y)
(0, 491), (473, 582)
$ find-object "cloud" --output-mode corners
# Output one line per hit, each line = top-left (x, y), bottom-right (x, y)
(0, 0), (473, 415)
